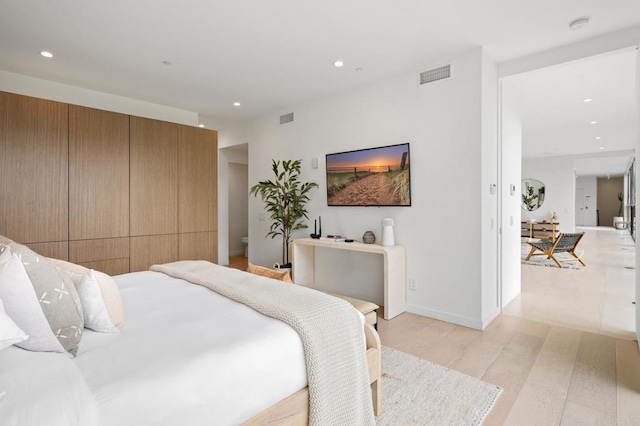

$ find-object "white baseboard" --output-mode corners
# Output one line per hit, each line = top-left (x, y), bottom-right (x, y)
(482, 308), (501, 329)
(405, 304), (484, 330)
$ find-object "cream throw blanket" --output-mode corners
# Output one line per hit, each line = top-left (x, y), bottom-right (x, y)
(150, 261), (375, 425)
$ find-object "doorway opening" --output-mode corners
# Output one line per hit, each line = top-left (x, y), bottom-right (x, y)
(499, 48), (637, 341)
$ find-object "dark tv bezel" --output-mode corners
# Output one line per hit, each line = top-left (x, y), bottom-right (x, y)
(325, 142), (412, 207)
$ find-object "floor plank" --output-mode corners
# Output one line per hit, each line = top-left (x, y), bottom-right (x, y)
(616, 339), (640, 423)
(228, 255), (248, 271)
(560, 401), (616, 426)
(502, 327), (582, 425)
(481, 325), (547, 425)
(566, 333), (617, 418)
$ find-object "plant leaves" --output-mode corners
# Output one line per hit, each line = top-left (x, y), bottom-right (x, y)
(249, 159), (319, 264)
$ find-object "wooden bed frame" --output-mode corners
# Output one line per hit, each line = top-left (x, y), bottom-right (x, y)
(244, 323), (382, 425)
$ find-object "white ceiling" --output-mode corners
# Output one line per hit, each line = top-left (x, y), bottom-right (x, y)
(1, 1), (639, 176)
(509, 48), (638, 176)
(2, 0), (640, 129)
(574, 155), (633, 177)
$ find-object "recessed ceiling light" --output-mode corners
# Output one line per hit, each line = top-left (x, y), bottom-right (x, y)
(596, 136), (602, 140)
(583, 98), (593, 103)
(162, 60), (172, 66)
(569, 17), (590, 31)
(198, 124), (205, 128)
(599, 147), (605, 150)
(334, 60), (344, 67)
(233, 102), (241, 107)
(40, 51), (53, 58)
(590, 121), (597, 124)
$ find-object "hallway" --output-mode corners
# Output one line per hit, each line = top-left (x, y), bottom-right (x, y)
(506, 227), (636, 340)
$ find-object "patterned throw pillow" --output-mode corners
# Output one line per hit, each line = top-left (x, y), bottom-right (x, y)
(0, 239), (84, 356)
(0, 248), (69, 355)
(247, 263), (293, 283)
(48, 258), (125, 331)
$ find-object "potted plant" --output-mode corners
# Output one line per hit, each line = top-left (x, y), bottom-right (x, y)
(250, 159), (318, 268)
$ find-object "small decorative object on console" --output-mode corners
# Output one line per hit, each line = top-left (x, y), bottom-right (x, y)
(381, 218), (395, 246)
(362, 231), (376, 244)
(320, 236), (346, 242)
(310, 216), (322, 239)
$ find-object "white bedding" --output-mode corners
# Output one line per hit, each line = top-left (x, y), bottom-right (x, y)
(0, 346), (98, 426)
(0, 270), (309, 426)
(74, 270), (308, 425)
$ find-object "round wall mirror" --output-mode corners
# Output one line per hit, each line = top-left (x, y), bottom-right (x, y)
(522, 179), (545, 211)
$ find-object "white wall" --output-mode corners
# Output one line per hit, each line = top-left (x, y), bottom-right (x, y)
(228, 162), (249, 256)
(499, 80), (522, 308)
(481, 51), (500, 325)
(0, 70), (198, 125)
(227, 48), (498, 330)
(575, 176), (598, 226)
(521, 157), (576, 232)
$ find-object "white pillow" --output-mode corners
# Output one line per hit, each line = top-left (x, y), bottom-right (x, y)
(0, 249), (67, 354)
(76, 270), (119, 334)
(49, 258), (125, 330)
(0, 299), (28, 351)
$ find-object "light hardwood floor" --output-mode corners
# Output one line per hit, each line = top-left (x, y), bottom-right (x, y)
(507, 226), (636, 340)
(228, 255), (248, 271)
(379, 226), (640, 425)
(379, 312), (640, 425)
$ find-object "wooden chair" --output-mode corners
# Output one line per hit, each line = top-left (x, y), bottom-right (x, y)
(525, 232), (586, 268)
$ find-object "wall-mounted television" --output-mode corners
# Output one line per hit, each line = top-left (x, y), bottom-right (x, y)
(326, 143), (411, 207)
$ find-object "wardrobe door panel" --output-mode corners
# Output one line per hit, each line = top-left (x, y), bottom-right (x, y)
(78, 259), (129, 276)
(130, 234), (178, 272)
(69, 106), (129, 240)
(69, 237), (130, 263)
(178, 127), (217, 233)
(25, 242), (69, 261)
(0, 92), (5, 235)
(130, 117), (178, 236)
(179, 232), (216, 263)
(1, 93), (68, 243)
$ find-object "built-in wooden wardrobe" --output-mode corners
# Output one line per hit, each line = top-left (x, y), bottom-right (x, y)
(0, 91), (217, 275)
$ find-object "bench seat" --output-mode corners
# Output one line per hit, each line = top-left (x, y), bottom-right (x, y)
(324, 291), (379, 328)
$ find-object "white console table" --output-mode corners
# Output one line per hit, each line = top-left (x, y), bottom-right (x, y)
(291, 238), (406, 320)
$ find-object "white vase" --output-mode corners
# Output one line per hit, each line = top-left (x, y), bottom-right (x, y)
(381, 218), (395, 246)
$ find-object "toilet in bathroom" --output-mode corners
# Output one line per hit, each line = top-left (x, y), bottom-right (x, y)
(241, 236), (249, 257)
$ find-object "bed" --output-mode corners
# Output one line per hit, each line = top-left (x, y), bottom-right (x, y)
(0, 243), (381, 425)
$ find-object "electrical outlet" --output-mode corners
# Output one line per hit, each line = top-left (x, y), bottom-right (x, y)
(258, 213), (266, 222)
(409, 279), (417, 291)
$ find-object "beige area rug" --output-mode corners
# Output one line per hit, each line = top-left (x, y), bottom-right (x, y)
(377, 347), (502, 426)
(520, 242), (583, 270)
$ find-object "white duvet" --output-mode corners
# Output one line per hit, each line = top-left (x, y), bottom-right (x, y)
(0, 271), (308, 426)
(0, 346), (98, 426)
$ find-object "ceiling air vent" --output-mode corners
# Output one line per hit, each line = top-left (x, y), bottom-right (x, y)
(280, 112), (294, 125)
(419, 65), (451, 85)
